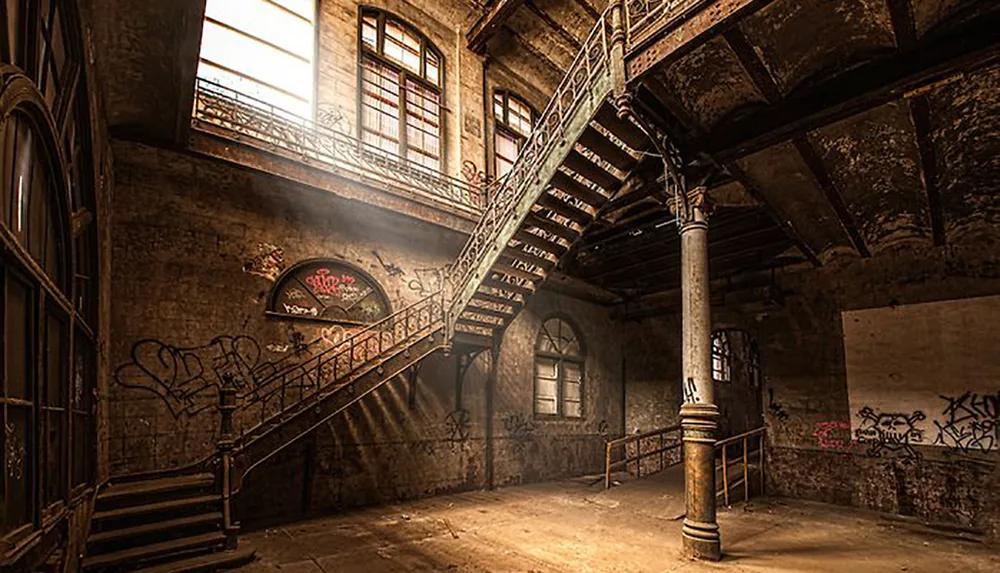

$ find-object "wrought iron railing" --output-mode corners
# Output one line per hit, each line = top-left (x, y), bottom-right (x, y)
(230, 288), (446, 444)
(715, 426), (766, 506)
(624, 0), (708, 49)
(446, 5), (615, 323)
(604, 424), (683, 488)
(191, 78), (487, 213)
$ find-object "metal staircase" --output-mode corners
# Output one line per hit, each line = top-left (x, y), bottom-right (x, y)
(87, 4), (659, 572)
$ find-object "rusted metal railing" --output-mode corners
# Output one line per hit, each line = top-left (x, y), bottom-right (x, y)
(623, 0), (708, 50)
(604, 424), (683, 488)
(715, 426), (766, 506)
(191, 78), (487, 214)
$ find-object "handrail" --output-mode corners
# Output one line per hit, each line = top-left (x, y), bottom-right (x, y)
(191, 77), (487, 213)
(231, 288), (446, 446)
(623, 0), (712, 52)
(715, 425), (767, 506)
(604, 423), (683, 488)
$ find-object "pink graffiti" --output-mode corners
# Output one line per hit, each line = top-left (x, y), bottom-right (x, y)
(813, 421), (852, 452)
(304, 269), (356, 296)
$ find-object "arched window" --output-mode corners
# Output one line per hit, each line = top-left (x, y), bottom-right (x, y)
(534, 317), (584, 418)
(711, 330), (731, 383)
(267, 259), (392, 325)
(197, 0), (317, 118)
(359, 9), (443, 170)
(2, 0), (100, 543)
(493, 91), (535, 178)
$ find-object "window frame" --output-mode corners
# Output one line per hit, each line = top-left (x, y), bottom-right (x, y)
(711, 329), (732, 384)
(491, 91), (536, 179)
(265, 258), (393, 327)
(533, 315), (585, 420)
(357, 7), (445, 171)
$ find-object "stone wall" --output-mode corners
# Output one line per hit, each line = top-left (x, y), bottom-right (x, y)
(759, 243), (1000, 541)
(108, 139), (624, 523)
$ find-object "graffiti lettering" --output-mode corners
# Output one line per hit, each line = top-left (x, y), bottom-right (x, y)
(813, 421), (852, 452)
(934, 391), (998, 454)
(683, 377), (699, 404)
(444, 409), (472, 442)
(408, 267), (443, 296)
(372, 250), (404, 277)
(317, 103), (350, 134)
(502, 413), (536, 453)
(460, 160), (489, 187)
(304, 268), (356, 297)
(855, 407), (925, 462)
(5, 422), (25, 480)
(283, 303), (318, 317)
(768, 388), (789, 422)
(242, 243), (284, 281)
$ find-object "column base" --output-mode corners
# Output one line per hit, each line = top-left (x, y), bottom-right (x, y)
(682, 519), (722, 561)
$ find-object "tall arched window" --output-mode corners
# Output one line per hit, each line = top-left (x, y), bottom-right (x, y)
(1, 0), (99, 544)
(359, 9), (443, 170)
(534, 317), (584, 418)
(198, 0), (317, 118)
(711, 330), (732, 383)
(493, 91), (534, 178)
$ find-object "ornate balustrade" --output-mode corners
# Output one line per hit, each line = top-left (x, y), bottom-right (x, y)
(623, 0), (708, 50)
(191, 78), (486, 214)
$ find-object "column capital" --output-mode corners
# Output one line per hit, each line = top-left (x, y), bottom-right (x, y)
(668, 185), (712, 231)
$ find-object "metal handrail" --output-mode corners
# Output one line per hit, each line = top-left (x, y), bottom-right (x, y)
(604, 423), (683, 488)
(231, 288), (446, 446)
(191, 78), (487, 213)
(715, 425), (766, 506)
(623, 0), (711, 50)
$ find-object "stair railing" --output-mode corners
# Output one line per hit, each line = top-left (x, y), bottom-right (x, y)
(445, 5), (617, 328)
(229, 287), (447, 447)
(604, 423), (683, 488)
(715, 426), (767, 506)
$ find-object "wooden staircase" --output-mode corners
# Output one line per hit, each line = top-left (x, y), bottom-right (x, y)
(85, 474), (254, 573)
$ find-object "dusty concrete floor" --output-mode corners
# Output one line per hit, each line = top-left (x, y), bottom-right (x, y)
(240, 466), (999, 573)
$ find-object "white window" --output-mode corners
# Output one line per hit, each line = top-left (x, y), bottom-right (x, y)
(493, 92), (534, 178)
(360, 9), (443, 170)
(197, 0), (316, 118)
(534, 317), (584, 418)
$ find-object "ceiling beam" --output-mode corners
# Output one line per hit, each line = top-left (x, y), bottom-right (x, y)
(702, 6), (1000, 161)
(792, 137), (871, 257)
(723, 27), (781, 104)
(467, 0), (527, 54)
(503, 26), (565, 77)
(570, 0), (601, 21)
(524, 0), (583, 51)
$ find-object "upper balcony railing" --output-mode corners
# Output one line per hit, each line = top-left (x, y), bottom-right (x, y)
(624, 0), (708, 50)
(191, 78), (487, 215)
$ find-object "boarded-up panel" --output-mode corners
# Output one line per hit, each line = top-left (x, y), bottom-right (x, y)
(843, 295), (1000, 456)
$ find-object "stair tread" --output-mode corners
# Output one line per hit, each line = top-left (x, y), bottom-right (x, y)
(93, 495), (221, 521)
(131, 548), (255, 573)
(512, 229), (566, 257)
(465, 303), (515, 320)
(524, 213), (579, 242)
(89, 512), (223, 545)
(578, 126), (638, 172)
(83, 531), (226, 569)
(100, 474), (215, 501)
(457, 316), (503, 330)
(482, 277), (534, 297)
(537, 193), (591, 226)
(472, 291), (523, 309)
(491, 263), (544, 282)
(551, 171), (609, 208)
(564, 150), (621, 190)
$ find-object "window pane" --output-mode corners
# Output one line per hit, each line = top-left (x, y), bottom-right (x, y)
(361, 15), (378, 49)
(425, 51), (439, 85)
(361, 58), (401, 156)
(383, 20), (421, 74)
(6, 273), (32, 400)
(563, 362), (582, 418)
(205, 0), (313, 59)
(272, 0), (314, 21)
(2, 406), (32, 534)
(535, 358), (558, 415)
(197, 62), (311, 118)
(405, 79), (440, 169)
(495, 131), (518, 178)
(46, 311), (67, 406)
(199, 20), (312, 100)
(11, 118), (33, 236)
(1, 119), (16, 228)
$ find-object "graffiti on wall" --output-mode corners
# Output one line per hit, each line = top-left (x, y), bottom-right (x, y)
(813, 420), (852, 453)
(934, 391), (998, 454)
(243, 243), (285, 281)
(317, 103), (351, 134)
(854, 407), (925, 462)
(372, 250), (404, 278)
(460, 160), (489, 187)
(767, 388), (790, 422)
(113, 335), (283, 418)
(502, 413), (536, 453)
(5, 422), (25, 480)
(444, 408), (472, 443)
(407, 267), (444, 296)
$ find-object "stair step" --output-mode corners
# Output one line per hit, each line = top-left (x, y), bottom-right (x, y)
(550, 171), (608, 208)
(83, 532), (226, 571)
(472, 291), (523, 310)
(502, 247), (553, 269)
(491, 263), (544, 283)
(512, 229), (566, 257)
(88, 512), (223, 546)
(465, 303), (515, 321)
(578, 126), (639, 172)
(482, 277), (534, 297)
(131, 547), (255, 573)
(457, 316), (503, 331)
(563, 150), (621, 190)
(537, 193), (592, 226)
(100, 474), (215, 504)
(93, 495), (221, 523)
(594, 104), (650, 150)
(524, 213), (579, 243)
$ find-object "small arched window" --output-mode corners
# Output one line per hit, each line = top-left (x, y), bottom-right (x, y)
(711, 330), (731, 383)
(267, 259), (392, 325)
(493, 91), (535, 178)
(359, 8), (443, 170)
(534, 317), (584, 418)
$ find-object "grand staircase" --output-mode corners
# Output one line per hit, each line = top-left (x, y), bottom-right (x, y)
(86, 5), (655, 572)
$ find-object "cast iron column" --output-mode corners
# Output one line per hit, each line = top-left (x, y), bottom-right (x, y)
(676, 186), (721, 561)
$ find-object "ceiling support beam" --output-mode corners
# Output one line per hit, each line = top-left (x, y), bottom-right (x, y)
(702, 5), (1000, 161)
(524, 0), (583, 51)
(792, 138), (871, 258)
(722, 27), (781, 104)
(504, 26), (565, 77)
(570, 0), (601, 21)
(467, 0), (526, 54)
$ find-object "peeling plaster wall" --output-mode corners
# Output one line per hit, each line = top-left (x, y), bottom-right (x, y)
(759, 243), (1000, 542)
(108, 140), (624, 524)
